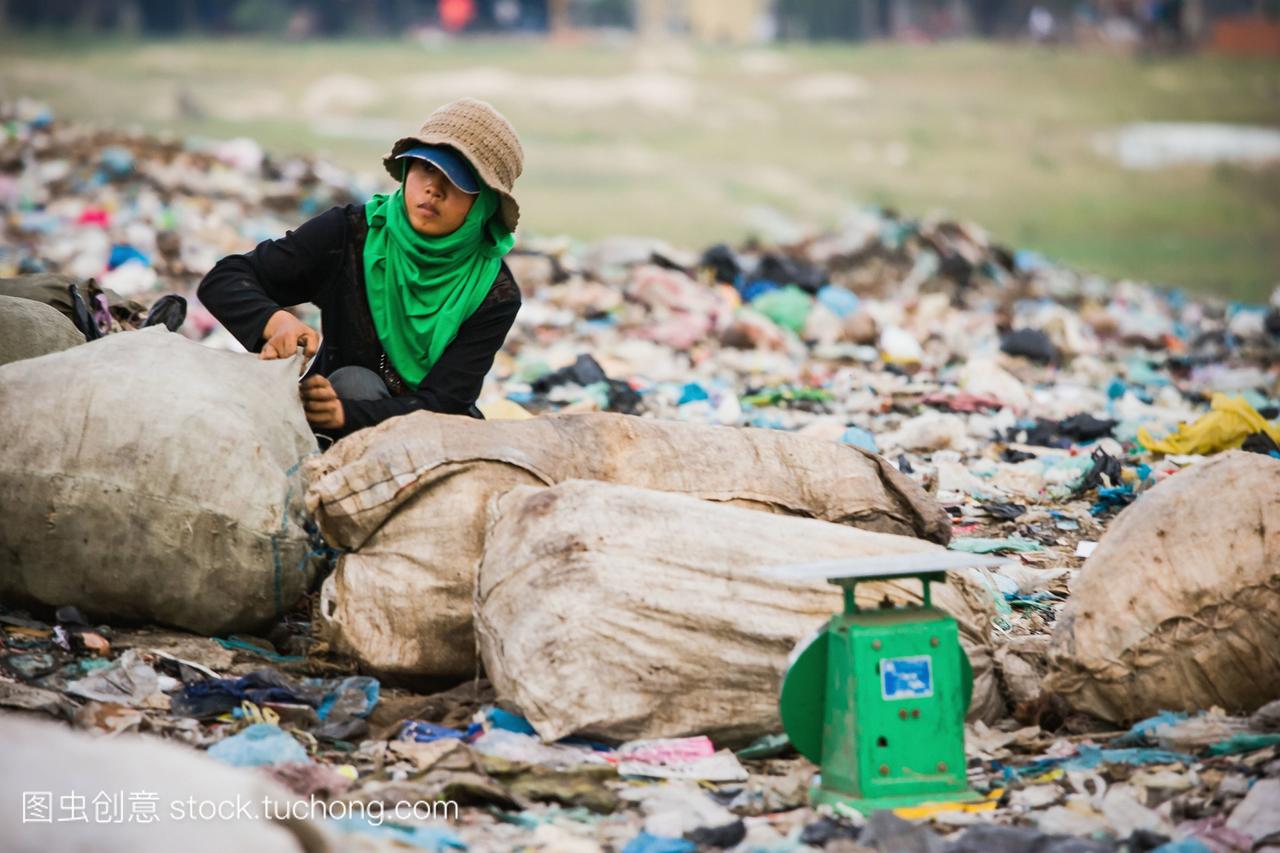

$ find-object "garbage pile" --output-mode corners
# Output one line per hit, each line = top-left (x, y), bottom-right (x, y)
(4, 100), (1280, 851)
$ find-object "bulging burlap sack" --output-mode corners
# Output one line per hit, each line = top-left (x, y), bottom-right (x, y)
(0, 293), (84, 366)
(0, 328), (318, 635)
(475, 479), (1000, 744)
(305, 411), (951, 679)
(1047, 451), (1280, 723)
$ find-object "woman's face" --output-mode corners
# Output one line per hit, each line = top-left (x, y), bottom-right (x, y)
(402, 158), (475, 237)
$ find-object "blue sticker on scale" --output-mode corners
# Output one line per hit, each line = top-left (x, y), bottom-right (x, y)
(881, 655), (933, 700)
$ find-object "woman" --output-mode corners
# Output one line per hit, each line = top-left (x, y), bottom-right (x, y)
(198, 98), (523, 437)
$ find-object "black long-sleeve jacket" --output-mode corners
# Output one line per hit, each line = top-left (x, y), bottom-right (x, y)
(197, 204), (520, 437)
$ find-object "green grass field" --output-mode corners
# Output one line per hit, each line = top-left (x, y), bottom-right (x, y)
(2, 36), (1278, 299)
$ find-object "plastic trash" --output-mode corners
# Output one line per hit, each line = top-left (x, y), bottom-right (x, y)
(621, 783), (738, 840)
(487, 707), (538, 735)
(1205, 733), (1280, 756)
(1149, 840), (1212, 853)
(1101, 784), (1174, 838)
(618, 736), (714, 764)
(1001, 328), (1058, 364)
(64, 650), (167, 709)
(1139, 393), (1280, 455)
(959, 357), (1031, 410)
(107, 244), (150, 270)
(735, 733), (790, 760)
(816, 285), (859, 318)
(141, 293), (187, 331)
(470, 729), (610, 771)
(859, 811), (946, 853)
(1114, 711), (1190, 747)
(206, 723), (309, 768)
(97, 146), (134, 178)
(316, 675), (379, 722)
(750, 285), (813, 334)
(949, 536), (1044, 554)
(532, 353), (609, 392)
(699, 244), (741, 285)
(677, 382), (710, 405)
(1251, 698), (1280, 731)
(621, 833), (695, 853)
(879, 325), (924, 364)
(799, 817), (861, 848)
(616, 737), (747, 783)
(840, 425), (878, 453)
(400, 721), (467, 743)
(948, 824), (1113, 853)
(886, 412), (971, 452)
(332, 815), (467, 851)
(1224, 778), (1280, 846)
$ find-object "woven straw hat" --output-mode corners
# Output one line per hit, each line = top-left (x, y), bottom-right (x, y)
(383, 98), (524, 232)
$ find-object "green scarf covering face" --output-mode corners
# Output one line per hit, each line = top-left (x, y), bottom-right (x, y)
(362, 184), (515, 388)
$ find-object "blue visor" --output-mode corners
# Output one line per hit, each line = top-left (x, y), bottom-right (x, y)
(395, 145), (481, 194)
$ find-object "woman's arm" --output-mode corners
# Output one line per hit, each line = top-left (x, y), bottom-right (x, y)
(197, 207), (348, 352)
(338, 292), (521, 435)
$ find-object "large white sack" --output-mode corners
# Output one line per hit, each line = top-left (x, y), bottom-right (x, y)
(0, 328), (318, 635)
(0, 293), (84, 366)
(1047, 451), (1280, 723)
(0, 714), (334, 853)
(475, 479), (1001, 744)
(304, 411), (952, 679)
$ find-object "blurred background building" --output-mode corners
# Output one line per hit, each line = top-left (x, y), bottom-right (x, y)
(2, 0), (1277, 53)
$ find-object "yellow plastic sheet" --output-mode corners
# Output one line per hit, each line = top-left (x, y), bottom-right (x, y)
(892, 789), (1003, 820)
(1138, 394), (1280, 456)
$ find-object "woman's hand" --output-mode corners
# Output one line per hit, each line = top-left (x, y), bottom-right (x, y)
(260, 310), (320, 361)
(301, 376), (344, 430)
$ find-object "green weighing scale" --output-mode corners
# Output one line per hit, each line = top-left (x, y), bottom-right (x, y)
(769, 552), (1010, 814)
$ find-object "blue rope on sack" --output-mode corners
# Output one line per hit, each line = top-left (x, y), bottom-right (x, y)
(297, 535), (343, 578)
(272, 452), (342, 617)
